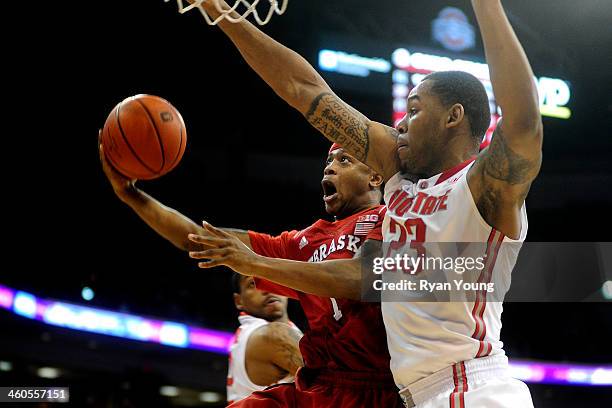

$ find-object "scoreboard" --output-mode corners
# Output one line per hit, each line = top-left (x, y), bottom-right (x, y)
(317, 45), (572, 145)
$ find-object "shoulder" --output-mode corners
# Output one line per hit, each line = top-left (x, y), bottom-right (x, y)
(235, 316), (268, 341)
(247, 322), (301, 357)
(250, 322), (301, 347)
(251, 322), (301, 344)
(345, 205), (387, 223)
(368, 205), (386, 216)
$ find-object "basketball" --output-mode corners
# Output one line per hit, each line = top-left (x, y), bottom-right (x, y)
(101, 94), (187, 180)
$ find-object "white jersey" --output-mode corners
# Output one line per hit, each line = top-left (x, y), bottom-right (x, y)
(226, 313), (302, 404)
(381, 159), (527, 391)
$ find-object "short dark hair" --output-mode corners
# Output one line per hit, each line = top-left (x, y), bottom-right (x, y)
(231, 272), (243, 294)
(424, 71), (491, 143)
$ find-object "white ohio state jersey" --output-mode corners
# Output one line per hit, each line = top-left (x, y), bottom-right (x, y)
(227, 314), (301, 404)
(381, 159), (527, 390)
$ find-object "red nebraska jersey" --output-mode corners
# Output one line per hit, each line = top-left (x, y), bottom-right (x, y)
(248, 205), (391, 372)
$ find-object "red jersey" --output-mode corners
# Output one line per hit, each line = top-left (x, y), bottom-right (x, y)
(248, 205), (391, 372)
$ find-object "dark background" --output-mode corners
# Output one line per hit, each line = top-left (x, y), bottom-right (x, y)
(1, 0), (611, 406)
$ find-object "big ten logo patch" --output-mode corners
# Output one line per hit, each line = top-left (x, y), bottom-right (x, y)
(356, 214), (379, 223)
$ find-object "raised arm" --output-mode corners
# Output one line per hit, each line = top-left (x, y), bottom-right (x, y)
(199, 1), (399, 180)
(246, 321), (303, 382)
(100, 140), (251, 251)
(468, 0), (543, 238)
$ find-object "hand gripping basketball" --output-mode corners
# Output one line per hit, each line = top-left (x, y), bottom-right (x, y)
(101, 95), (187, 180)
(99, 131), (138, 202)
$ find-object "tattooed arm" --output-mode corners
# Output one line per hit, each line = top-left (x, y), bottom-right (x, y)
(246, 322), (303, 384)
(200, 1), (400, 180)
(305, 93), (400, 179)
(468, 0), (543, 239)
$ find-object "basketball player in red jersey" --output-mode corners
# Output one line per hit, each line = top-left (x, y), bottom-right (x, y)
(189, 0), (541, 406)
(99, 140), (302, 404)
(100, 139), (403, 407)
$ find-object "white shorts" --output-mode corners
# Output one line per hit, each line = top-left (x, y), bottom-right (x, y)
(400, 355), (534, 408)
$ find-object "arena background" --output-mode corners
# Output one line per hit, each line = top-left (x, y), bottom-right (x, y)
(1, 0), (611, 406)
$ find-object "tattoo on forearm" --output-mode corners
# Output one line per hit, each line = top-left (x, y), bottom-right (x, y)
(483, 126), (538, 185)
(305, 92), (370, 162)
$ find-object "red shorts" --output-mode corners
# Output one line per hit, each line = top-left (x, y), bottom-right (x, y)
(228, 367), (403, 408)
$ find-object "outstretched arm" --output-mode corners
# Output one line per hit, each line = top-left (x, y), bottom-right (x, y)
(198, 1), (399, 180)
(468, 0), (543, 239)
(100, 140), (251, 251)
(188, 222), (383, 300)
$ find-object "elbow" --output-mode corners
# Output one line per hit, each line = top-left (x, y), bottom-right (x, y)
(290, 77), (331, 114)
(527, 117), (544, 146)
(502, 94), (543, 138)
(523, 109), (544, 135)
(273, 78), (303, 111)
(501, 114), (543, 144)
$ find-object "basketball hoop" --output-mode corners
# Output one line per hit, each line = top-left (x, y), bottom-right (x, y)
(166, 0), (289, 25)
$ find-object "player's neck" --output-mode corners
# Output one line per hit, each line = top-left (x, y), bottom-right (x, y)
(334, 198), (380, 221)
(434, 140), (479, 176)
(402, 149), (476, 183)
(265, 310), (290, 323)
(271, 314), (289, 324)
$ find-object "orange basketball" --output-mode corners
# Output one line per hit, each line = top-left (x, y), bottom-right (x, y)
(101, 94), (187, 180)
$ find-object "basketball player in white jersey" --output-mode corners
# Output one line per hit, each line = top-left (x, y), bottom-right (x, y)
(188, 0), (541, 406)
(227, 273), (302, 404)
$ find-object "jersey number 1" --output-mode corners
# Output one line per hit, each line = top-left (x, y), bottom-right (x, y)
(331, 298), (343, 321)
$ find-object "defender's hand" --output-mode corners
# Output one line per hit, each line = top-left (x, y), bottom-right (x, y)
(98, 130), (137, 200)
(188, 222), (259, 275)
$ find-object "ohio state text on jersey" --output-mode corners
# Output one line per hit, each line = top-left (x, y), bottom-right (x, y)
(381, 159), (527, 390)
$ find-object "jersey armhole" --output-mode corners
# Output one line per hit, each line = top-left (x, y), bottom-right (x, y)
(461, 173), (528, 243)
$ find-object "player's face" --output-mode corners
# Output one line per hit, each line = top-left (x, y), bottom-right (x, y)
(322, 148), (376, 216)
(236, 276), (288, 321)
(396, 80), (448, 178)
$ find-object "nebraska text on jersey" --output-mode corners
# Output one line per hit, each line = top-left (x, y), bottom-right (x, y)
(307, 234), (361, 262)
(247, 205), (393, 372)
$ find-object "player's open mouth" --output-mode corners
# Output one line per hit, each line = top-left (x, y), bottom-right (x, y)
(265, 296), (281, 306)
(322, 179), (339, 203)
(397, 142), (409, 153)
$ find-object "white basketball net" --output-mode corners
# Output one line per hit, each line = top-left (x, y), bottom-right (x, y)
(166, 0), (289, 25)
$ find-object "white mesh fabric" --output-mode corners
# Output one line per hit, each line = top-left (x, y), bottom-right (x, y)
(166, 0), (289, 25)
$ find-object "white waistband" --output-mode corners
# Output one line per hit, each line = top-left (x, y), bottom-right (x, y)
(400, 355), (510, 406)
